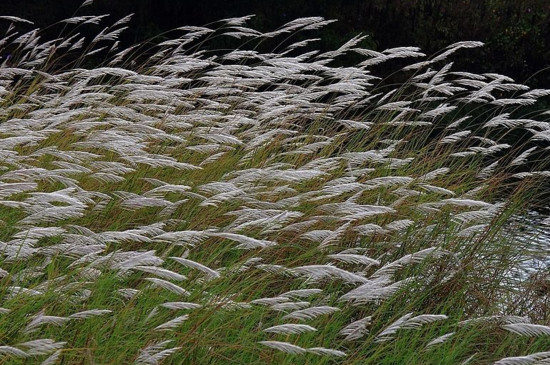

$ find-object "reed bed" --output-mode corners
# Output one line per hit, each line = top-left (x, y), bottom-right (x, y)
(1, 3), (550, 364)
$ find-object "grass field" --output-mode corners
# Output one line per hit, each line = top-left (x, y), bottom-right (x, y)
(1, 5), (550, 364)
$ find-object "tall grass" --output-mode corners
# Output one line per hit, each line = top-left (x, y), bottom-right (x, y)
(1, 3), (550, 364)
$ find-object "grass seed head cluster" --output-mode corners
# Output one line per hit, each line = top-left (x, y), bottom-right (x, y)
(1, 2), (550, 364)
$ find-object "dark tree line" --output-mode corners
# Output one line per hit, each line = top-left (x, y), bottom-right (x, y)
(1, 0), (549, 86)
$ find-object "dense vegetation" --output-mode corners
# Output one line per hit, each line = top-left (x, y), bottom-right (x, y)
(1, 0), (549, 87)
(1, 2), (550, 364)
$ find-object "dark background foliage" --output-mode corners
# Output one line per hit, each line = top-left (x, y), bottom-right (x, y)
(1, 0), (549, 87)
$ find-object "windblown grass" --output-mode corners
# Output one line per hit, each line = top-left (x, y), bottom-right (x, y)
(1, 3), (550, 364)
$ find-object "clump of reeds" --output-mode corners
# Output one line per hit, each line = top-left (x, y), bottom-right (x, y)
(1, 1), (550, 364)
